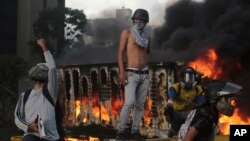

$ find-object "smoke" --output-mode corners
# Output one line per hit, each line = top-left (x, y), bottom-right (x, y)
(57, 11), (128, 66)
(66, 0), (169, 26)
(153, 0), (250, 115)
(57, 46), (118, 65)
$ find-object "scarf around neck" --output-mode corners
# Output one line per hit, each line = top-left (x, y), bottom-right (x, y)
(131, 26), (149, 49)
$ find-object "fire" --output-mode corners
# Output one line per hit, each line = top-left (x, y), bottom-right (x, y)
(75, 91), (123, 123)
(144, 96), (152, 125)
(66, 136), (100, 141)
(100, 103), (110, 122)
(89, 137), (100, 141)
(188, 48), (222, 79)
(111, 97), (122, 117)
(219, 108), (250, 135)
(75, 100), (81, 118)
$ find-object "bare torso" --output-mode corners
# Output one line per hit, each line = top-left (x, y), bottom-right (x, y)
(118, 28), (151, 83)
(125, 29), (150, 68)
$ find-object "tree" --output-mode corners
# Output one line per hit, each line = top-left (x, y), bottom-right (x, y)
(0, 55), (27, 127)
(33, 7), (87, 56)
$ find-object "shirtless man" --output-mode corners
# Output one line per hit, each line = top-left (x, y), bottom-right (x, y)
(117, 9), (151, 141)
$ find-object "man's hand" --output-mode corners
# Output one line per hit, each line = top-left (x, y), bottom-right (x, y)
(36, 38), (48, 52)
(28, 117), (39, 133)
(119, 72), (127, 86)
(185, 97), (199, 107)
(185, 97), (193, 105)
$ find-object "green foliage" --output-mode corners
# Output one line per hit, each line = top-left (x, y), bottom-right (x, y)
(0, 55), (27, 127)
(33, 7), (87, 55)
(65, 8), (87, 39)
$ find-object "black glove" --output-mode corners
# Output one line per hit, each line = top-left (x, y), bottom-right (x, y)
(165, 103), (174, 117)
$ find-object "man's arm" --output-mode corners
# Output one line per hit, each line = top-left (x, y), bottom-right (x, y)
(184, 110), (212, 141)
(14, 93), (29, 132)
(183, 127), (199, 141)
(118, 29), (129, 85)
(36, 38), (58, 102)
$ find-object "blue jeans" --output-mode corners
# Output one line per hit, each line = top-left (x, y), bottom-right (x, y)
(118, 71), (149, 133)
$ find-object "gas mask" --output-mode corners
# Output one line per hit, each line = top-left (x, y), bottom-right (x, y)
(216, 97), (234, 116)
(205, 81), (242, 117)
(180, 72), (197, 89)
(215, 82), (243, 116)
(134, 22), (146, 30)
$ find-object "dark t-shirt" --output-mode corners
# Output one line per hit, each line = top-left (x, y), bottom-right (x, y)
(190, 107), (218, 141)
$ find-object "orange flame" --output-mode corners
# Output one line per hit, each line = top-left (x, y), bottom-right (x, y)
(219, 108), (250, 135)
(66, 136), (99, 141)
(89, 136), (100, 141)
(75, 91), (124, 124)
(75, 100), (81, 118)
(144, 96), (152, 125)
(188, 48), (222, 79)
(100, 103), (110, 122)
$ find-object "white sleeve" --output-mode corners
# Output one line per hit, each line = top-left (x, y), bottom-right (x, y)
(14, 93), (29, 132)
(44, 51), (59, 103)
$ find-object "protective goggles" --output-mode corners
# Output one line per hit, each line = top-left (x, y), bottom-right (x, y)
(183, 73), (195, 83)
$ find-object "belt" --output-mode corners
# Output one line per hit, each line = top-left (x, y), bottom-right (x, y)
(126, 69), (149, 74)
